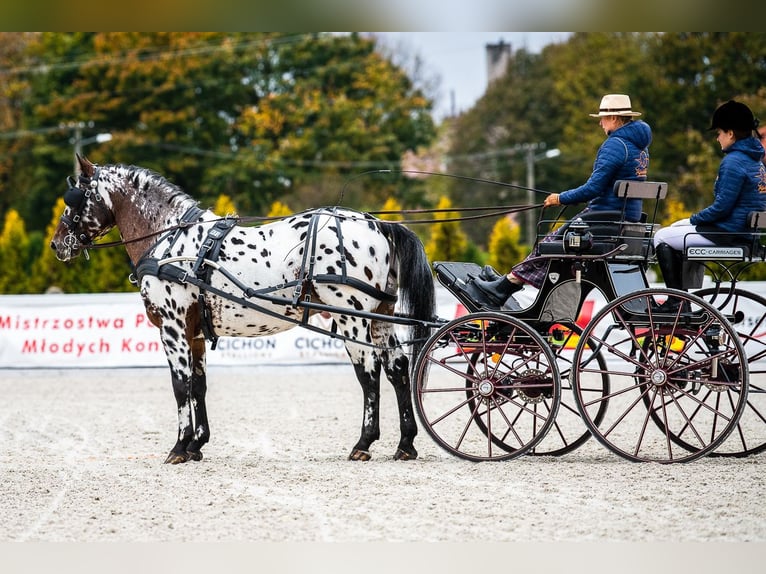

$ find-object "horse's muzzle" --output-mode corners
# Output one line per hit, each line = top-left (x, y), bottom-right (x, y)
(50, 236), (77, 262)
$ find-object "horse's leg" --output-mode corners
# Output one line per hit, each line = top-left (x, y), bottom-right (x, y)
(184, 335), (210, 462)
(160, 317), (199, 465)
(346, 341), (382, 461)
(379, 327), (418, 461)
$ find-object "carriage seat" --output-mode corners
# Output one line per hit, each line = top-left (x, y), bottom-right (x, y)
(536, 181), (667, 260)
(683, 211), (766, 263)
(536, 211), (656, 259)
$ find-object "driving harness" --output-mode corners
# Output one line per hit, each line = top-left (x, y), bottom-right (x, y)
(134, 207), (398, 349)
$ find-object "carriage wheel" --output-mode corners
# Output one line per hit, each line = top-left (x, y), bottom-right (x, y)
(413, 312), (561, 461)
(525, 323), (609, 456)
(685, 287), (766, 457)
(456, 323), (607, 457)
(571, 288), (748, 463)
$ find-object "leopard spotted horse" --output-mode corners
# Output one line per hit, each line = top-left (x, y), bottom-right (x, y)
(51, 155), (435, 464)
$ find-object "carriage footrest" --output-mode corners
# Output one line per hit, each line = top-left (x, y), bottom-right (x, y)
(433, 261), (521, 313)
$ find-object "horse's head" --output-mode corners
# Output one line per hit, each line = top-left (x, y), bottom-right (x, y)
(50, 155), (116, 261)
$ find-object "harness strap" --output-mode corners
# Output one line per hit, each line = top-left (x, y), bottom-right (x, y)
(293, 212), (321, 306)
(192, 217), (238, 349)
(160, 206), (205, 259)
(331, 207), (349, 284)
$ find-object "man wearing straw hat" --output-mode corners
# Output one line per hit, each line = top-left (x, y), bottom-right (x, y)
(473, 93), (653, 307)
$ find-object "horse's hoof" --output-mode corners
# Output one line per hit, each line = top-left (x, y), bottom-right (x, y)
(348, 449), (372, 461)
(394, 448), (417, 461)
(164, 451), (190, 464)
(187, 451), (203, 462)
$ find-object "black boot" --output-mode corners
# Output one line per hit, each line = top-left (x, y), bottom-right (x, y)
(472, 275), (523, 307)
(480, 265), (502, 281)
(654, 243), (688, 313)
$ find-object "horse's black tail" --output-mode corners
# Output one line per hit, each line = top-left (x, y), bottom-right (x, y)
(384, 222), (436, 376)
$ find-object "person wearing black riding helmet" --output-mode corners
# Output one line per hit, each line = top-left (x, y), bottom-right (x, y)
(652, 99), (766, 311)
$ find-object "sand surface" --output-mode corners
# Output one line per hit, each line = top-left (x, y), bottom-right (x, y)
(1, 364), (764, 548)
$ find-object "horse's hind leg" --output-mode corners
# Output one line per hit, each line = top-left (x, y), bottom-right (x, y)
(381, 334), (418, 461)
(346, 343), (382, 461)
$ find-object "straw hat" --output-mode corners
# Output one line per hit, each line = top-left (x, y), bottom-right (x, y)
(589, 94), (642, 117)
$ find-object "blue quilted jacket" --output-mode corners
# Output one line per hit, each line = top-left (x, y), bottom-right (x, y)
(559, 120), (652, 222)
(689, 136), (766, 233)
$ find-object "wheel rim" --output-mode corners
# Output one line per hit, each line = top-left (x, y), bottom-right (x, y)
(571, 288), (749, 463)
(693, 287), (766, 457)
(413, 312), (561, 461)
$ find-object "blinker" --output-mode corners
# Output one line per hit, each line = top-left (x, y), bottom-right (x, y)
(64, 176), (86, 209)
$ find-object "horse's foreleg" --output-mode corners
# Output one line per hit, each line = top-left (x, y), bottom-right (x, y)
(183, 335), (209, 462)
(161, 325), (199, 465)
(165, 362), (195, 465)
(383, 347), (418, 461)
(348, 356), (382, 461)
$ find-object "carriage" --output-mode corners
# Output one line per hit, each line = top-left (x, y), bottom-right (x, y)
(423, 181), (766, 463)
(51, 156), (766, 464)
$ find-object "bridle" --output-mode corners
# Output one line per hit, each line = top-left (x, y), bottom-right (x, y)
(60, 167), (108, 259)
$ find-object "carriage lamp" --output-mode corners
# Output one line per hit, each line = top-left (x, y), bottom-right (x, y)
(563, 218), (593, 253)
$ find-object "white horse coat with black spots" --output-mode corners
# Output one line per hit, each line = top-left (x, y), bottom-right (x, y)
(51, 156), (435, 463)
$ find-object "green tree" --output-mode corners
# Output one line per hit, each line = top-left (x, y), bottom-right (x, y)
(0, 209), (31, 293)
(266, 200), (292, 218)
(486, 216), (525, 273)
(227, 33), (436, 213)
(9, 32), (436, 233)
(213, 194), (238, 217)
(0, 33), (35, 222)
(425, 195), (468, 264)
(378, 196), (403, 221)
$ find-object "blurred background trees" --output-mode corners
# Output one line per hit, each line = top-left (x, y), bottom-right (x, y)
(2, 32), (766, 292)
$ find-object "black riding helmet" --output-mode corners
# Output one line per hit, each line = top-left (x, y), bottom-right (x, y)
(708, 100), (758, 132)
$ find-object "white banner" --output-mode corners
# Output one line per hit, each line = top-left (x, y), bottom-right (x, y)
(2, 282), (765, 369)
(0, 286), (462, 368)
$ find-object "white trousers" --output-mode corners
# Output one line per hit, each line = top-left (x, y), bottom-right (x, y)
(652, 218), (717, 250)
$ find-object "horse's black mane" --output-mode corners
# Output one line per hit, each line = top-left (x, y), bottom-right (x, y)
(113, 163), (193, 205)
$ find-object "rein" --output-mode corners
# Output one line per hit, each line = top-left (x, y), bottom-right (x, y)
(80, 202), (543, 252)
(61, 163), (548, 253)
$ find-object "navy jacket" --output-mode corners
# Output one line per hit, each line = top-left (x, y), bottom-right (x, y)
(559, 119), (652, 222)
(690, 136), (766, 233)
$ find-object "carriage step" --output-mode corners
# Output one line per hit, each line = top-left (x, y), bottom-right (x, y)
(433, 261), (521, 313)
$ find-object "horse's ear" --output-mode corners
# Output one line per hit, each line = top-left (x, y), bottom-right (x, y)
(77, 154), (95, 177)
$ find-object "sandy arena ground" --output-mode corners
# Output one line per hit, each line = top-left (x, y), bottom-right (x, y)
(2, 365), (764, 570)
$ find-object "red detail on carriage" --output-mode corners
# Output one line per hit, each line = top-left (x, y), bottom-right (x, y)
(576, 299), (594, 328)
(454, 303), (468, 318)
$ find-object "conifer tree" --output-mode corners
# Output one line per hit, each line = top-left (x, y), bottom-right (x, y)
(213, 194), (238, 217)
(425, 195), (468, 264)
(267, 200), (293, 218)
(0, 209), (31, 293)
(486, 216), (525, 273)
(378, 196), (403, 221)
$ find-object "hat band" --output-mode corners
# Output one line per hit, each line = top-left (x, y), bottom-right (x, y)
(600, 107), (632, 113)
